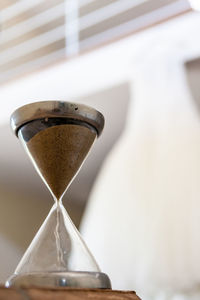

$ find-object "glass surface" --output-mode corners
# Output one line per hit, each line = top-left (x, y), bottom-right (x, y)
(9, 118), (100, 279)
(15, 201), (100, 274)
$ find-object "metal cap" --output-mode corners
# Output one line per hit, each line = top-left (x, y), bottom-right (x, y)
(10, 101), (105, 137)
(6, 271), (112, 289)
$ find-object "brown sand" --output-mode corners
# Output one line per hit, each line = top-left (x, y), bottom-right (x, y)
(26, 124), (96, 200)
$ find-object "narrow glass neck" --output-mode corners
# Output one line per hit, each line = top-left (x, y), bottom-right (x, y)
(53, 195), (63, 205)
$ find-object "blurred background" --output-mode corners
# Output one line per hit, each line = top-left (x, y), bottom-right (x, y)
(1, 0), (200, 299)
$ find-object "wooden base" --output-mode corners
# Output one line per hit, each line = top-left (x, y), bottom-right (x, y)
(0, 286), (141, 299)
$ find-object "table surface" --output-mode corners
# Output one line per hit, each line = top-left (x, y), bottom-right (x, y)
(0, 286), (141, 300)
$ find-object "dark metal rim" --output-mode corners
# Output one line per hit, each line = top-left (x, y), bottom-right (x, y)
(10, 101), (105, 137)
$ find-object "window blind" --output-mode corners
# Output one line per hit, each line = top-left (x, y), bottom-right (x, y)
(0, 0), (192, 84)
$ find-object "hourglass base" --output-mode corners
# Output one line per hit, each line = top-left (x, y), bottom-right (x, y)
(6, 271), (111, 289)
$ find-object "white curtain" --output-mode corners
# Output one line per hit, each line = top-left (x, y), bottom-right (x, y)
(81, 39), (200, 300)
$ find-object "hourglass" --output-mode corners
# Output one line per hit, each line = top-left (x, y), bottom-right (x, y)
(6, 101), (111, 289)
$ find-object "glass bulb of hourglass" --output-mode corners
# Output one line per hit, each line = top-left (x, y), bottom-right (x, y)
(6, 101), (111, 289)
(14, 202), (99, 274)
